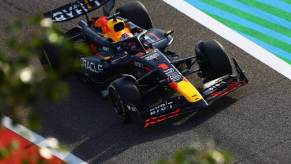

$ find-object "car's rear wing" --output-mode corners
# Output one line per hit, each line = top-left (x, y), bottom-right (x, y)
(43, 0), (115, 22)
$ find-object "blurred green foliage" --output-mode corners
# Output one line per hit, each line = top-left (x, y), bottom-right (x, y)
(0, 15), (90, 162)
(0, 15), (90, 130)
(158, 141), (231, 164)
(0, 140), (18, 160)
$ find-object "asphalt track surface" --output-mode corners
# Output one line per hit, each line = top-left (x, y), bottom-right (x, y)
(1, 0), (291, 163)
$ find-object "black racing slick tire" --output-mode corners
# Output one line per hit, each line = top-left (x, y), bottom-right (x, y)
(40, 43), (61, 71)
(108, 77), (142, 123)
(195, 40), (233, 82)
(116, 1), (153, 30)
(64, 27), (83, 42)
(41, 27), (83, 72)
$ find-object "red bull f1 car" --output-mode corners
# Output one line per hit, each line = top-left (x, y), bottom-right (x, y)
(43, 0), (248, 127)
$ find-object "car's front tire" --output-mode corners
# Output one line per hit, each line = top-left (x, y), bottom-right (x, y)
(195, 40), (233, 82)
(108, 77), (142, 123)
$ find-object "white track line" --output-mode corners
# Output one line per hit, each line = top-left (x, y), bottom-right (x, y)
(163, 0), (291, 80)
(2, 116), (87, 164)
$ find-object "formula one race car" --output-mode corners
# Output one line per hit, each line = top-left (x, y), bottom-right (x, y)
(43, 0), (248, 127)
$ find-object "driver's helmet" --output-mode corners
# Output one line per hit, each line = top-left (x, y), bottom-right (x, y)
(95, 16), (133, 42)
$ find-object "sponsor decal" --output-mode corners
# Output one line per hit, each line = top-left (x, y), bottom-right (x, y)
(134, 61), (143, 68)
(102, 46), (110, 52)
(203, 81), (226, 95)
(81, 58), (103, 73)
(145, 53), (159, 61)
(149, 101), (174, 116)
(144, 108), (181, 127)
(210, 82), (243, 97)
(127, 104), (138, 112)
(44, 0), (109, 22)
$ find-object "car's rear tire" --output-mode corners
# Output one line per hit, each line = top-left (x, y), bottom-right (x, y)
(116, 1), (153, 29)
(65, 27), (83, 42)
(41, 27), (83, 72)
(195, 40), (233, 82)
(108, 77), (142, 123)
(40, 43), (61, 71)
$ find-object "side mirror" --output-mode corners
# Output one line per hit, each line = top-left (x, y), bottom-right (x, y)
(103, 0), (115, 16)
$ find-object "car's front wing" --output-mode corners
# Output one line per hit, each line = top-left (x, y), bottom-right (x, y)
(142, 59), (248, 128)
